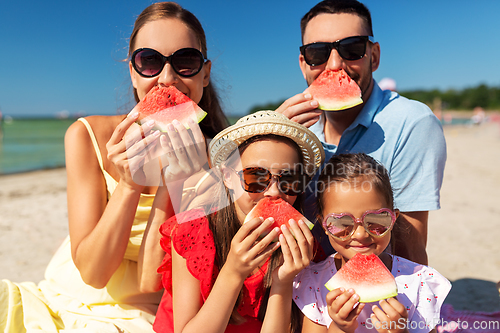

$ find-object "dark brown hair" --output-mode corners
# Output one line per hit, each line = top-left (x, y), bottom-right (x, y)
(128, 2), (228, 138)
(316, 153), (404, 250)
(207, 135), (304, 331)
(300, 0), (373, 43)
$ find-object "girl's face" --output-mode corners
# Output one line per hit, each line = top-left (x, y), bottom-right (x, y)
(129, 18), (211, 103)
(224, 139), (302, 224)
(322, 179), (395, 260)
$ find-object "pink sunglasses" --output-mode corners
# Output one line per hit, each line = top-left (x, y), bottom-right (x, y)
(322, 208), (396, 241)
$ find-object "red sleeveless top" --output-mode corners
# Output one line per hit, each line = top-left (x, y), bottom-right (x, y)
(153, 209), (267, 333)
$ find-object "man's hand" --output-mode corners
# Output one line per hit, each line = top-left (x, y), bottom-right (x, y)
(275, 93), (322, 127)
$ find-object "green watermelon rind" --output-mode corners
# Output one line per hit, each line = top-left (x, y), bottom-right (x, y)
(139, 102), (207, 132)
(306, 69), (363, 112)
(324, 253), (398, 303)
(136, 86), (207, 131)
(244, 197), (315, 231)
(318, 97), (363, 111)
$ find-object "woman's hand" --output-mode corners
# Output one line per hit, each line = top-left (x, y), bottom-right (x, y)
(105, 112), (161, 190)
(223, 217), (281, 281)
(370, 298), (409, 333)
(326, 288), (365, 333)
(272, 219), (314, 285)
(275, 93), (322, 128)
(157, 118), (207, 186)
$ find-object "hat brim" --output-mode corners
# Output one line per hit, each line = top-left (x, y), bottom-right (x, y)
(209, 111), (325, 176)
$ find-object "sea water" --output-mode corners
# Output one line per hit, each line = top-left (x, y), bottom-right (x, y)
(0, 118), (74, 174)
(0, 115), (474, 175)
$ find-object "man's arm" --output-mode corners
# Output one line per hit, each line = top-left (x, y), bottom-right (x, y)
(392, 211), (428, 265)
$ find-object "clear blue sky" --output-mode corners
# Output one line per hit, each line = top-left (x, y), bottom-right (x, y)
(1, 0), (499, 118)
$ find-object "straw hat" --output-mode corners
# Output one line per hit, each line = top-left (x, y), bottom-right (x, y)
(208, 110), (325, 176)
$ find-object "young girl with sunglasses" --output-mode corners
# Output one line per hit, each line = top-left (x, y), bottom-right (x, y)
(0, 2), (227, 332)
(293, 153), (451, 333)
(150, 111), (325, 333)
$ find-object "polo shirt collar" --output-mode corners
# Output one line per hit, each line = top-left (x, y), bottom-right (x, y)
(348, 81), (383, 130)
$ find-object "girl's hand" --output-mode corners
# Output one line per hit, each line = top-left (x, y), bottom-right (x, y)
(272, 219), (315, 285)
(370, 298), (409, 333)
(157, 118), (207, 186)
(326, 288), (365, 333)
(275, 93), (322, 128)
(224, 217), (281, 281)
(106, 112), (160, 190)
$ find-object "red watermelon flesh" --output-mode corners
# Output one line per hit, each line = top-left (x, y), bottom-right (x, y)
(305, 69), (363, 111)
(324, 253), (398, 303)
(244, 198), (314, 237)
(135, 85), (207, 131)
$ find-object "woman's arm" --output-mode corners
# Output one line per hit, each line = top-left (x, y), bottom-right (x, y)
(138, 119), (208, 292)
(137, 185), (175, 292)
(65, 115), (156, 288)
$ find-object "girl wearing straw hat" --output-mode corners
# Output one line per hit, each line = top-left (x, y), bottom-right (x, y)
(151, 110), (325, 332)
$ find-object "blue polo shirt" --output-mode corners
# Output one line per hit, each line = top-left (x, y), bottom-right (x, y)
(305, 83), (446, 223)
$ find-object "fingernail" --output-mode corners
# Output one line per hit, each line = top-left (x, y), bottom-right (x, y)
(128, 111), (139, 119)
(348, 288), (354, 294)
(146, 119), (155, 126)
(274, 227), (281, 233)
(281, 224), (288, 231)
(352, 294), (359, 301)
(288, 219), (297, 226)
(311, 100), (319, 107)
(172, 119), (181, 126)
(267, 217), (274, 222)
(188, 117), (196, 124)
(167, 123), (175, 131)
(153, 130), (161, 136)
(304, 93), (311, 99)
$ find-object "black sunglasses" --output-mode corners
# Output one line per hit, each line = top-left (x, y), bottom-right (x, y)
(300, 36), (375, 66)
(131, 47), (206, 78)
(229, 166), (307, 196)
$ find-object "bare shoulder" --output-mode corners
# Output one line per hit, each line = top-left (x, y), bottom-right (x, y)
(65, 115), (124, 145)
(64, 115), (125, 177)
(65, 115), (124, 158)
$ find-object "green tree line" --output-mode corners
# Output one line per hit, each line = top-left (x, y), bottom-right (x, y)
(400, 84), (500, 110)
(247, 83), (500, 114)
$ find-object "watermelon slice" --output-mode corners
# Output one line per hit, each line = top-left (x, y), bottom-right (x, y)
(305, 69), (363, 111)
(244, 197), (315, 236)
(135, 85), (207, 131)
(324, 253), (398, 303)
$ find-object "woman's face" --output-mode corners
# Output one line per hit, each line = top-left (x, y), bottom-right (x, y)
(129, 18), (211, 104)
(224, 139), (302, 224)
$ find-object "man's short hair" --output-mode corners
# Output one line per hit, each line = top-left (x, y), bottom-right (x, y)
(300, 0), (373, 43)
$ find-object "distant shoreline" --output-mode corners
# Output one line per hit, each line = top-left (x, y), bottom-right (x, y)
(0, 165), (66, 177)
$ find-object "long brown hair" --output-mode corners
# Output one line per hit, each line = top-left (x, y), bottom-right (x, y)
(128, 2), (228, 138)
(207, 135), (303, 331)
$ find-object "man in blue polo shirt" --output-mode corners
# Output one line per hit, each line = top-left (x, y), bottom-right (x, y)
(277, 0), (446, 265)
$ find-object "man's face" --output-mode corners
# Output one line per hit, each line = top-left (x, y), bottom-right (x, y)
(300, 13), (380, 101)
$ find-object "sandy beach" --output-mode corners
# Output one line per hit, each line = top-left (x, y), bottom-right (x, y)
(1, 119), (500, 312)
